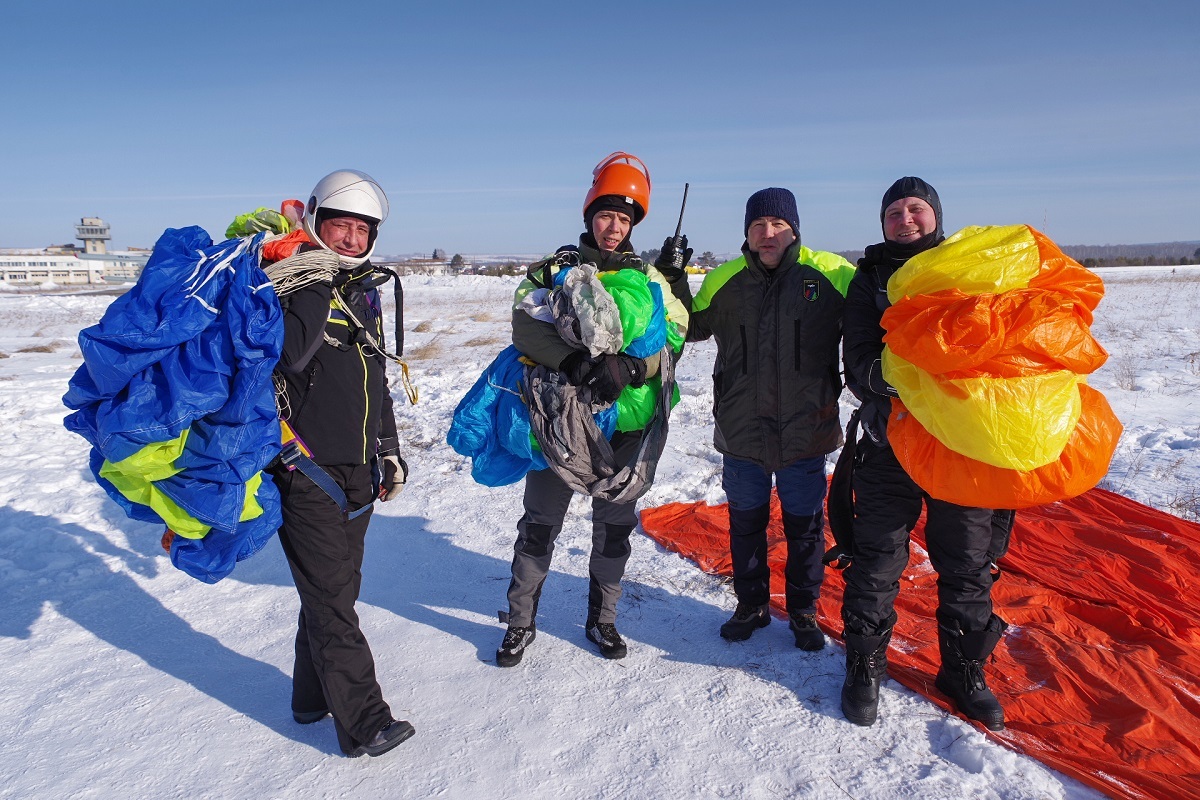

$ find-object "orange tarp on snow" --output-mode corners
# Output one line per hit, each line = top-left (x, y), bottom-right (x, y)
(640, 487), (1200, 800)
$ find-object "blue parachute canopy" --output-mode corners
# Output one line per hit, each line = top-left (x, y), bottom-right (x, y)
(63, 226), (284, 583)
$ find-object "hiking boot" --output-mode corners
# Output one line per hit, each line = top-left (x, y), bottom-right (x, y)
(720, 602), (770, 641)
(496, 625), (536, 667)
(349, 719), (416, 758)
(788, 611), (825, 651)
(292, 707), (330, 725)
(841, 630), (891, 727)
(585, 620), (628, 659)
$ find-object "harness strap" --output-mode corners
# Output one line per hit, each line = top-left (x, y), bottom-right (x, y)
(279, 442), (373, 521)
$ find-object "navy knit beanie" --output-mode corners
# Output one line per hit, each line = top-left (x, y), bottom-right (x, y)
(744, 187), (800, 238)
(880, 177), (943, 239)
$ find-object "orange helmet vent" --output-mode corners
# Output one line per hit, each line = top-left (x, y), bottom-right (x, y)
(583, 151), (651, 224)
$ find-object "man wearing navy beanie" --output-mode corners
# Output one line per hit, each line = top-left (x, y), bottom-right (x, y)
(687, 188), (857, 649)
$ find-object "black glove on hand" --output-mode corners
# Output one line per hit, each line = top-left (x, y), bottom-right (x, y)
(379, 454), (409, 501)
(654, 235), (693, 280)
(559, 351), (593, 385)
(584, 353), (647, 403)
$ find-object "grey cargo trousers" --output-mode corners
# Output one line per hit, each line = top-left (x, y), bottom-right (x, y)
(505, 431), (641, 627)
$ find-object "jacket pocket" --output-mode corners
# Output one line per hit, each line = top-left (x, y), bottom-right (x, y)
(739, 324), (748, 374)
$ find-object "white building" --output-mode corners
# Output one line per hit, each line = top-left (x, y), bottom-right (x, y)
(0, 217), (148, 287)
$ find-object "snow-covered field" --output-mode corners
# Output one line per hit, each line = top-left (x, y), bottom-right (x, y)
(1, 266), (1197, 799)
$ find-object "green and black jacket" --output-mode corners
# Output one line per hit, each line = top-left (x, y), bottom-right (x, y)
(688, 241), (855, 471)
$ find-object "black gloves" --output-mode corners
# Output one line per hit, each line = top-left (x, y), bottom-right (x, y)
(560, 351), (593, 386)
(559, 351), (647, 403)
(654, 235), (693, 280)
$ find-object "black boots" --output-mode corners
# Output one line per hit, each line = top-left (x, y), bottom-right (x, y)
(720, 602), (771, 641)
(496, 625), (536, 667)
(585, 617), (628, 659)
(935, 619), (1007, 731)
(788, 611), (825, 651)
(841, 630), (891, 726)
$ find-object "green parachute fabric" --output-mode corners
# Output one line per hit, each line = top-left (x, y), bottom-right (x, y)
(640, 488), (1200, 800)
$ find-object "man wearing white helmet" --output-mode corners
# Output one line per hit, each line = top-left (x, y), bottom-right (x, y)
(269, 169), (413, 758)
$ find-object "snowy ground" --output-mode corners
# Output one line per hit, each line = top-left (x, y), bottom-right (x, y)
(1, 265), (1196, 799)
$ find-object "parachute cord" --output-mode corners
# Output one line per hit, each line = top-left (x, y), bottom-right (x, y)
(329, 288), (419, 405)
(273, 372), (293, 421)
(263, 249), (341, 296)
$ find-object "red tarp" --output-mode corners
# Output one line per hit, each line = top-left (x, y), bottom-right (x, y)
(639, 487), (1200, 800)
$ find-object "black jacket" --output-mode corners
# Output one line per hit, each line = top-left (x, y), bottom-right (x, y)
(275, 265), (398, 465)
(687, 240), (856, 471)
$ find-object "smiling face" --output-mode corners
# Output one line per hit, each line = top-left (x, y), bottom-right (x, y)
(319, 215), (373, 258)
(882, 197), (938, 244)
(746, 216), (796, 268)
(591, 209), (633, 253)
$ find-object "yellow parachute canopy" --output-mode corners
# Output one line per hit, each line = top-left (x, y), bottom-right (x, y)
(880, 224), (1121, 508)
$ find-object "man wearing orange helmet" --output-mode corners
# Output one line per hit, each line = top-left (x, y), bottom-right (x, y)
(496, 153), (692, 666)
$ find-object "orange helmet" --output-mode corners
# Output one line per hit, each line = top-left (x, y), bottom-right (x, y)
(583, 152), (651, 225)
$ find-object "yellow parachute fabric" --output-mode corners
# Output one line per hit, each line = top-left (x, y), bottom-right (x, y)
(99, 428), (266, 539)
(880, 224), (1121, 508)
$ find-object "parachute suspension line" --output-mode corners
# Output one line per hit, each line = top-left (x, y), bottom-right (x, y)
(262, 248), (341, 295)
(273, 373), (293, 421)
(327, 287), (419, 405)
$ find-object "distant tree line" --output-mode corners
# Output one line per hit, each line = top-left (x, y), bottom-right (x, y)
(836, 242), (1200, 269)
(1062, 242), (1199, 261)
(1078, 255), (1196, 268)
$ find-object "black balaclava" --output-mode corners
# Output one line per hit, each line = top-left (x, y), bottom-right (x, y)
(583, 194), (640, 253)
(876, 176), (944, 261)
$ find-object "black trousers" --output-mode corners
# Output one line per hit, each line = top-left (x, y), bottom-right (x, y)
(274, 464), (391, 755)
(841, 439), (997, 638)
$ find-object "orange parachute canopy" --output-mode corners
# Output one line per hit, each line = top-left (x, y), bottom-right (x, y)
(880, 225), (1122, 508)
(639, 487), (1200, 800)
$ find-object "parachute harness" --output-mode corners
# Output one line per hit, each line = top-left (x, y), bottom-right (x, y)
(265, 247), (418, 406)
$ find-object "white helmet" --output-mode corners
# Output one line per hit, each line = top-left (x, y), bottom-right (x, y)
(303, 169), (390, 267)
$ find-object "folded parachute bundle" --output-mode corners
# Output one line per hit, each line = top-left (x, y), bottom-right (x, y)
(881, 224), (1122, 508)
(448, 260), (683, 497)
(64, 226), (286, 583)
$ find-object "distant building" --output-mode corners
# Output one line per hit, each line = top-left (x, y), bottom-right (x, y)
(0, 217), (148, 287)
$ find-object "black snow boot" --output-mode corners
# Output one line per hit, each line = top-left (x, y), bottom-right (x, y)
(720, 602), (770, 641)
(496, 624), (536, 668)
(788, 611), (825, 652)
(585, 618), (627, 659)
(935, 618), (1007, 731)
(349, 718), (416, 758)
(841, 630), (891, 726)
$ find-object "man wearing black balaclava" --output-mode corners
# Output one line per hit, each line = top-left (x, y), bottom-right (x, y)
(839, 177), (1014, 732)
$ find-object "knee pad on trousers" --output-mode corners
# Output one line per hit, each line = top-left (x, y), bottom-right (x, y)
(517, 523), (557, 558)
(595, 524), (633, 559)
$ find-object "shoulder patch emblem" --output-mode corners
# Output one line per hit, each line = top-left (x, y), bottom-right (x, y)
(803, 279), (820, 302)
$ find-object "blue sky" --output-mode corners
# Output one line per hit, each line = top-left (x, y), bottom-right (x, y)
(2, 0), (1196, 256)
